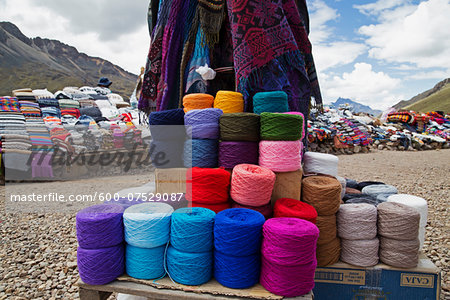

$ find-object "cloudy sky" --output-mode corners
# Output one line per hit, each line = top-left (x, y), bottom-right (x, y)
(1, 0), (449, 109)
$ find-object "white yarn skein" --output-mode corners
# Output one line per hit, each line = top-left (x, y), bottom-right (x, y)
(387, 194), (428, 249)
(123, 203), (174, 248)
(302, 152), (339, 177)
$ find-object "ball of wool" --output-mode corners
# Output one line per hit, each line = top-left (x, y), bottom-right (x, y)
(316, 237), (341, 267)
(76, 204), (124, 249)
(259, 140), (302, 172)
(337, 203), (377, 240)
(219, 113), (260, 141)
(184, 108), (223, 139)
(379, 236), (419, 268)
(362, 184), (398, 196)
(274, 198), (318, 224)
(377, 202), (420, 240)
(185, 167), (231, 204)
(316, 215), (337, 245)
(214, 91), (244, 113)
(230, 164), (276, 206)
(260, 113), (303, 141)
(302, 176), (342, 215)
(183, 93), (214, 112)
(340, 238), (379, 267)
(252, 91), (289, 115)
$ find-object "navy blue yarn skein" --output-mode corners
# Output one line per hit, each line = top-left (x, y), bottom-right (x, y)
(345, 178), (358, 189)
(149, 108), (185, 141)
(184, 139), (218, 168)
(167, 246), (213, 285)
(214, 208), (265, 256)
(214, 250), (260, 289)
(171, 207), (215, 252)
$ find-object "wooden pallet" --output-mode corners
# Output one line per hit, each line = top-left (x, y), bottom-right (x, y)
(77, 278), (314, 300)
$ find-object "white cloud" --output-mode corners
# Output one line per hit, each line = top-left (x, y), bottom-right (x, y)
(308, 0), (339, 44)
(408, 70), (450, 80)
(314, 42), (366, 71)
(319, 63), (403, 109)
(354, 0), (408, 16)
(0, 0), (150, 73)
(359, 0), (450, 69)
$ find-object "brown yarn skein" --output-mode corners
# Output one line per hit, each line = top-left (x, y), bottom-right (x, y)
(316, 237), (341, 267)
(302, 176), (342, 215)
(379, 237), (419, 268)
(316, 215), (337, 245)
(378, 202), (420, 240)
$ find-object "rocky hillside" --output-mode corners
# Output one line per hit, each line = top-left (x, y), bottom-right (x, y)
(330, 97), (382, 116)
(394, 78), (450, 113)
(0, 22), (137, 97)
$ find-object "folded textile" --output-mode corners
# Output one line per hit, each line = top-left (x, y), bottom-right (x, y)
(0, 97), (21, 113)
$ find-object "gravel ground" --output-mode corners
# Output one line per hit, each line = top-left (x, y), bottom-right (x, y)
(0, 149), (448, 299)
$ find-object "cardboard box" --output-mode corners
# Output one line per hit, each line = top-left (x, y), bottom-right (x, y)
(155, 168), (187, 194)
(313, 255), (440, 300)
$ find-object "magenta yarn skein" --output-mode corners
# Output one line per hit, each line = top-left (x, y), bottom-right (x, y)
(260, 218), (318, 297)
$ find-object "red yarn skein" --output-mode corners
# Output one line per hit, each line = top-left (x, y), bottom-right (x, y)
(274, 198), (318, 224)
(186, 167), (231, 204)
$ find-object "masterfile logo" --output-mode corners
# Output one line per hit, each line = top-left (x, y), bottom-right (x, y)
(400, 273), (434, 288)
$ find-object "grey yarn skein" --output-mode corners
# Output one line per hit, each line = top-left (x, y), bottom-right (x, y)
(379, 237), (419, 268)
(377, 202), (420, 240)
(340, 238), (379, 267)
(337, 204), (377, 240)
(362, 184), (398, 196)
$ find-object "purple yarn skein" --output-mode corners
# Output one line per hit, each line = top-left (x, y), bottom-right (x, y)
(185, 108), (223, 139)
(77, 244), (125, 285)
(218, 141), (259, 169)
(76, 204), (124, 249)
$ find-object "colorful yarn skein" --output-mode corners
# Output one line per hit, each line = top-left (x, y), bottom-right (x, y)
(214, 208), (265, 288)
(186, 167), (231, 213)
(259, 140), (302, 172)
(260, 112), (304, 141)
(377, 202), (420, 268)
(183, 93), (214, 112)
(337, 203), (379, 267)
(123, 203), (173, 248)
(231, 201), (273, 220)
(76, 204), (124, 249)
(252, 91), (289, 115)
(261, 218), (319, 297)
(184, 108), (223, 139)
(387, 194), (428, 249)
(125, 244), (165, 279)
(77, 244), (125, 285)
(214, 91), (244, 113)
(302, 152), (339, 177)
(218, 141), (259, 169)
(183, 139), (218, 168)
(219, 113), (260, 142)
(167, 207), (215, 285)
(230, 164), (276, 206)
(274, 198), (318, 224)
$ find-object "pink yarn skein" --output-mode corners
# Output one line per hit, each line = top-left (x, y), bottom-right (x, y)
(259, 140), (302, 172)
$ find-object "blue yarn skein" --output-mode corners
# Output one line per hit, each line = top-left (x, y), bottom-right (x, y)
(123, 203), (173, 248)
(167, 246), (213, 285)
(214, 208), (265, 256)
(185, 108), (223, 139)
(183, 139), (218, 168)
(253, 91), (289, 115)
(214, 250), (260, 289)
(171, 207), (216, 253)
(126, 244), (166, 280)
(362, 184), (398, 196)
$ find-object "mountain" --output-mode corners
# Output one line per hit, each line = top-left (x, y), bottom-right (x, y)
(394, 78), (450, 113)
(0, 22), (138, 97)
(329, 98), (382, 116)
